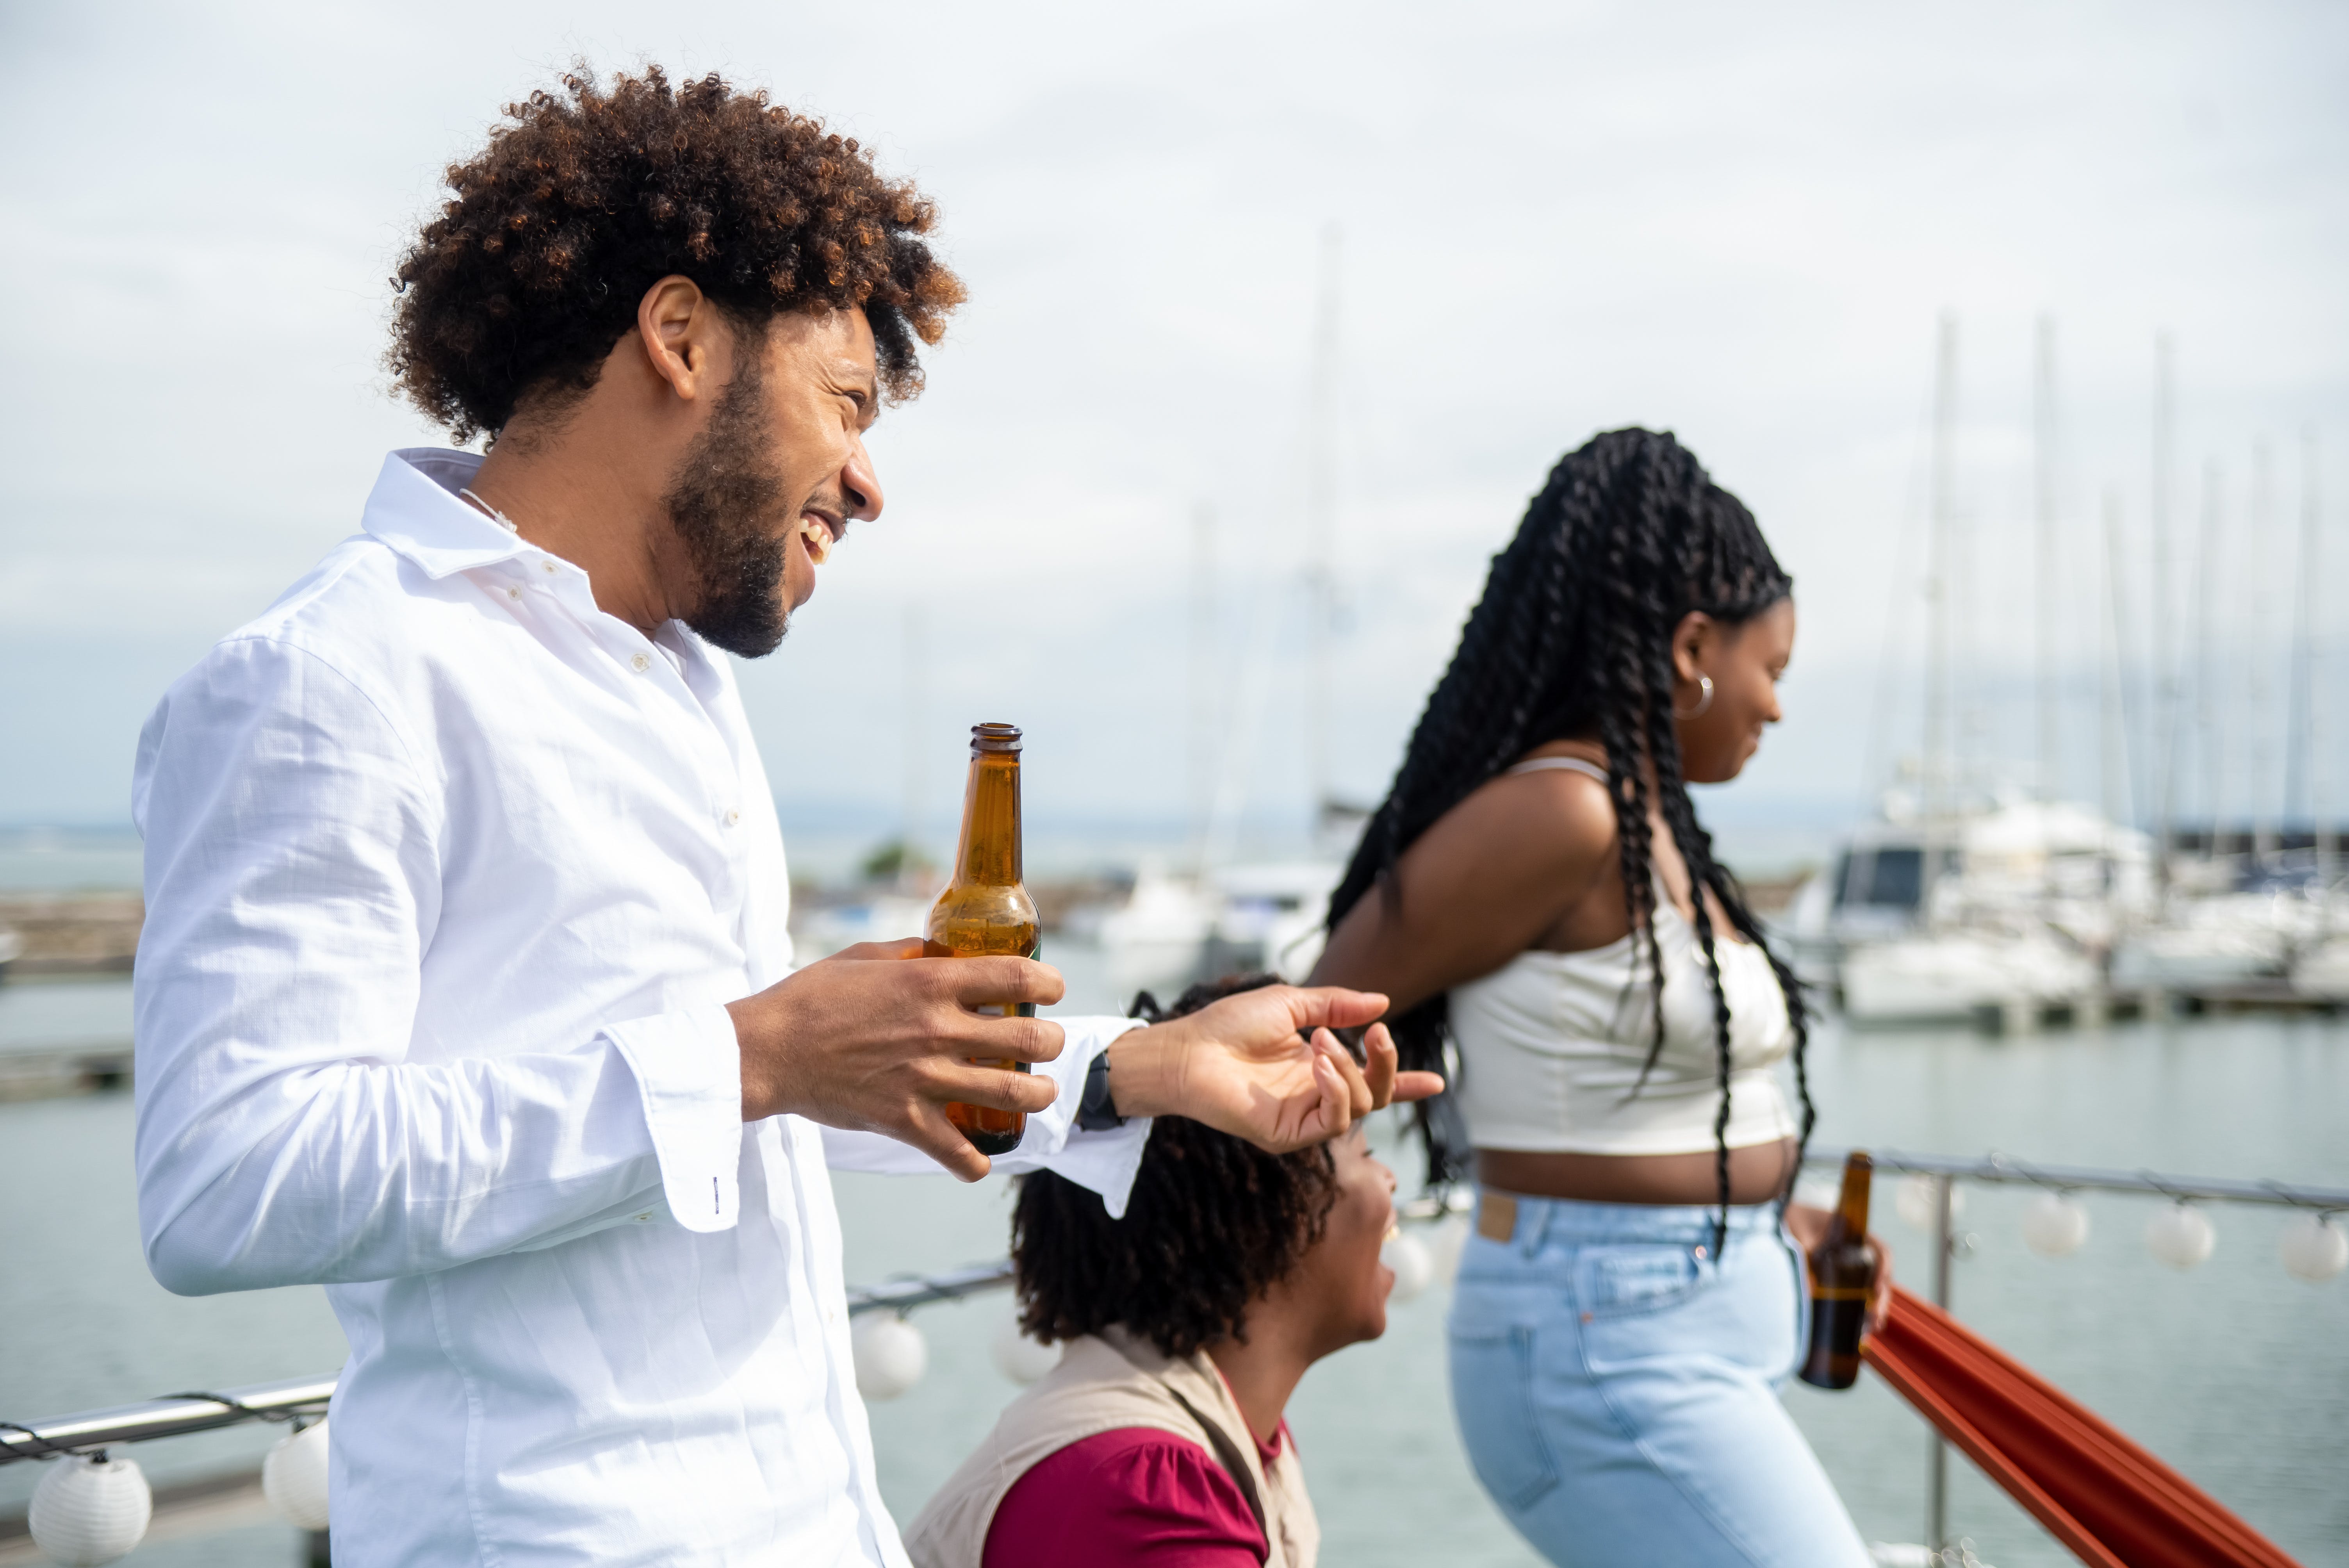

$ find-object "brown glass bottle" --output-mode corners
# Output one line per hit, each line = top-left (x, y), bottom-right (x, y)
(1798, 1150), (1878, 1390)
(927, 723), (1042, 1157)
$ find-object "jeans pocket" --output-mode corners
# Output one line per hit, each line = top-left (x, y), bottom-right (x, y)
(1448, 1322), (1560, 1512)
(1576, 1244), (1707, 1374)
(1582, 1243), (1702, 1317)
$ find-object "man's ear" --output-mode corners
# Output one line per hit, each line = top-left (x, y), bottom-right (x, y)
(635, 275), (722, 404)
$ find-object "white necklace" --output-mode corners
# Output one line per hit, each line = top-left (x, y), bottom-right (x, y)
(459, 488), (520, 533)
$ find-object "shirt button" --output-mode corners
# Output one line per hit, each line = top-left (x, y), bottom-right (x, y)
(724, 808), (741, 827)
(506, 586), (521, 599)
(631, 653), (651, 672)
(541, 561), (558, 574)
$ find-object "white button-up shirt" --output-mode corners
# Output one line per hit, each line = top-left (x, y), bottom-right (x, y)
(130, 449), (1150, 1566)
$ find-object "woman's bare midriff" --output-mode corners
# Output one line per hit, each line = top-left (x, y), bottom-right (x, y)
(1477, 1140), (1799, 1207)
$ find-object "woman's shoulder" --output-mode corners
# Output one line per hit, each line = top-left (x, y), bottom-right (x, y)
(982, 1426), (1265, 1567)
(1425, 745), (1619, 873)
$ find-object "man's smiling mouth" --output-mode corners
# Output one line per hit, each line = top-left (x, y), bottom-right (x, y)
(796, 509), (843, 565)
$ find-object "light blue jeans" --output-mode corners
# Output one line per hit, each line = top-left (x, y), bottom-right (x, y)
(1447, 1194), (1872, 1567)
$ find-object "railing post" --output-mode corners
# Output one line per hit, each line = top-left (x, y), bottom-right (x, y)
(1928, 1172), (1953, 1556)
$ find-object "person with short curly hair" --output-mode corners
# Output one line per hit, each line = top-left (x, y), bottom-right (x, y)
(906, 976), (1399, 1568)
(129, 67), (1432, 1566)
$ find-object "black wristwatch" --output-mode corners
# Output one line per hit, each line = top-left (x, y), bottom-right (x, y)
(1076, 1049), (1126, 1131)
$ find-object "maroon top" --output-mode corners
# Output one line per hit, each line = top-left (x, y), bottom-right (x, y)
(980, 1422), (1290, 1568)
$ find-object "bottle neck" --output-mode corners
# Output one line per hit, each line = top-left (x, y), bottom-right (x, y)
(952, 752), (1023, 887)
(1829, 1155), (1873, 1244)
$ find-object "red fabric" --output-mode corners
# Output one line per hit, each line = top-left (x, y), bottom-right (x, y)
(981, 1424), (1284, 1568)
(1862, 1286), (2301, 1568)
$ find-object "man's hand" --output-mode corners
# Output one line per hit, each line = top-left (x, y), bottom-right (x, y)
(729, 938), (1063, 1180)
(1103, 985), (1445, 1154)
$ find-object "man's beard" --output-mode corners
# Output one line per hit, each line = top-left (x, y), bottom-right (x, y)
(663, 354), (793, 658)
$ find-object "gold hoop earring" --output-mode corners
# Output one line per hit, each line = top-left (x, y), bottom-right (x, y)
(1673, 674), (1714, 720)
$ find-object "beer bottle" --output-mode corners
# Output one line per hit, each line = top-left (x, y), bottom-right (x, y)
(1798, 1150), (1879, 1390)
(927, 722), (1042, 1156)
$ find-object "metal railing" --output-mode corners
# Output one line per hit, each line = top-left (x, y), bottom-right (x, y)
(0, 1270), (1027, 1468)
(1804, 1146), (2349, 1212)
(7, 1149), (2336, 1565)
(1, 1377), (333, 1465)
(1799, 1146), (2348, 1559)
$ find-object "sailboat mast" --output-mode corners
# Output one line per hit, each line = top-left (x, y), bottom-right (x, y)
(2250, 440), (2279, 863)
(1923, 314), (1958, 919)
(1304, 224), (1341, 832)
(1189, 503), (1217, 873)
(2034, 318), (2061, 802)
(2311, 434), (2330, 887)
(2101, 491), (2135, 831)
(2195, 462), (2226, 863)
(2151, 335), (2178, 896)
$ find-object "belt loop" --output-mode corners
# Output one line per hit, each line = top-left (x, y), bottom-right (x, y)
(1515, 1194), (1552, 1258)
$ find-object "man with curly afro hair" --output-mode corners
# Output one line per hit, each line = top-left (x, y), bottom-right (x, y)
(128, 66), (1435, 1566)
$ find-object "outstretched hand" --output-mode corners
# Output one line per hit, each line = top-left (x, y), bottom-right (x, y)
(1103, 984), (1444, 1154)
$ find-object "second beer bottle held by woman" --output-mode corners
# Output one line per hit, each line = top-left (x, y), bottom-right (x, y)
(1798, 1150), (1879, 1390)
(927, 722), (1041, 1156)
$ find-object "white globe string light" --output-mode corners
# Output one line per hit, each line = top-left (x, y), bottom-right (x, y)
(2020, 1191), (2091, 1258)
(1381, 1228), (1435, 1303)
(28, 1450), (152, 1566)
(263, 1417), (333, 1531)
(2278, 1212), (2348, 1283)
(852, 1313), (928, 1401)
(2144, 1202), (2215, 1270)
(990, 1312), (1062, 1385)
(1895, 1174), (1965, 1232)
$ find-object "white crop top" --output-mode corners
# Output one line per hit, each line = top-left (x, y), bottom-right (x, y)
(1447, 757), (1798, 1156)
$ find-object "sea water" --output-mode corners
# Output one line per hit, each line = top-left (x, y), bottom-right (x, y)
(3, 951), (2344, 1567)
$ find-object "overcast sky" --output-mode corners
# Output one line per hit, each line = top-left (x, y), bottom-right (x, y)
(3, 0), (2344, 868)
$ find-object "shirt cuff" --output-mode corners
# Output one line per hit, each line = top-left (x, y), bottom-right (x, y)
(604, 1005), (744, 1233)
(813, 1016), (1156, 1218)
(1022, 1016), (1153, 1219)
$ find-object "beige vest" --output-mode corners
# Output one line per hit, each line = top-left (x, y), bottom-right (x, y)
(903, 1327), (1319, 1568)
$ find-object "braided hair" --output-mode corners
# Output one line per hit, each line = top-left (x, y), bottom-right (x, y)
(1326, 428), (1812, 1252)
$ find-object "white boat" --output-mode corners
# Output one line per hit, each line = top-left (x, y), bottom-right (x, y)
(1084, 863), (1217, 996)
(1786, 795), (2151, 1025)
(1205, 860), (1342, 982)
(2290, 933), (2349, 1001)
(2110, 892), (2306, 992)
(791, 893), (936, 959)
(1841, 923), (2103, 1028)
(1786, 796), (2151, 957)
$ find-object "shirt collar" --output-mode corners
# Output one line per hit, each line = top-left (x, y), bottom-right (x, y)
(361, 448), (533, 579)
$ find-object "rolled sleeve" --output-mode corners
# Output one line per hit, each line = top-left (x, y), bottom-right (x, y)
(606, 1005), (746, 1232)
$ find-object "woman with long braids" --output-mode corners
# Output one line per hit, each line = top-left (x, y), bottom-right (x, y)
(1311, 428), (1889, 1565)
